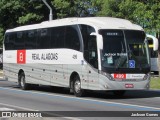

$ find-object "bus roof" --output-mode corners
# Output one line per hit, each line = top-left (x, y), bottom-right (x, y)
(6, 17), (143, 32)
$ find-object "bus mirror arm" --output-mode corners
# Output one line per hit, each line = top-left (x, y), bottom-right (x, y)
(97, 35), (103, 49)
(90, 32), (96, 36)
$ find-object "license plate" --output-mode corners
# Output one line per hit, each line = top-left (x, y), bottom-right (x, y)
(125, 84), (134, 88)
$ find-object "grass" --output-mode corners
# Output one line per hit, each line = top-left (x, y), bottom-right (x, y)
(150, 77), (160, 89)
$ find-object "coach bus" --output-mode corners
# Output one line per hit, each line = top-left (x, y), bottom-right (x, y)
(146, 34), (159, 76)
(3, 17), (158, 97)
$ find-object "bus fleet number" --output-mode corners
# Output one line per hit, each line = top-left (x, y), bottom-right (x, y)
(114, 74), (126, 79)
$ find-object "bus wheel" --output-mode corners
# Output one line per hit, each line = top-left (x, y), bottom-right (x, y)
(18, 72), (29, 90)
(113, 90), (126, 97)
(73, 76), (84, 97)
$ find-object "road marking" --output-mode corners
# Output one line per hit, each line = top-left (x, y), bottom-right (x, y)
(0, 88), (82, 120)
(0, 87), (160, 111)
(0, 107), (15, 111)
(0, 102), (82, 120)
(0, 102), (38, 111)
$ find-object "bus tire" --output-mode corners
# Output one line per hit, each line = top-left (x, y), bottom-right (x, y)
(73, 75), (84, 97)
(18, 72), (29, 90)
(113, 90), (126, 97)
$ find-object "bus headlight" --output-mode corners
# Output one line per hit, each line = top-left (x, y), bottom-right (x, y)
(143, 73), (150, 80)
(101, 71), (114, 80)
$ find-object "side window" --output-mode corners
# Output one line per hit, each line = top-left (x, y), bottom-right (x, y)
(79, 25), (98, 69)
(65, 25), (80, 51)
(15, 32), (25, 50)
(37, 29), (50, 49)
(50, 26), (65, 48)
(4, 33), (15, 50)
(26, 30), (37, 49)
(4, 34), (9, 50)
(88, 36), (98, 69)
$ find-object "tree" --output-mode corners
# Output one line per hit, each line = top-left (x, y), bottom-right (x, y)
(0, 27), (4, 47)
(51, 0), (98, 18)
(0, 0), (52, 47)
(96, 0), (121, 17)
(147, 1), (160, 36)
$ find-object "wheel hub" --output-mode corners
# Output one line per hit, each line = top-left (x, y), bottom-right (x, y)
(74, 80), (81, 93)
(21, 76), (24, 87)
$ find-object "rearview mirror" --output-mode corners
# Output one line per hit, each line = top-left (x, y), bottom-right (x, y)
(146, 34), (158, 51)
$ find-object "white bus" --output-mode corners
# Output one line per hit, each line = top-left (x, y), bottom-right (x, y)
(146, 34), (159, 76)
(3, 17), (157, 97)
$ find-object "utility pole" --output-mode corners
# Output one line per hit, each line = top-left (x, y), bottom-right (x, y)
(41, 0), (53, 21)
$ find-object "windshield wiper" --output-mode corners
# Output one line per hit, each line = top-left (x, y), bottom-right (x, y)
(115, 56), (127, 70)
(115, 42), (126, 69)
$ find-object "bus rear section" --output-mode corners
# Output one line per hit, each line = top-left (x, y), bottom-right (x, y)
(146, 34), (159, 76)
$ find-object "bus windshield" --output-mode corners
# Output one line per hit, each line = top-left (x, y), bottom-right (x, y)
(100, 30), (150, 70)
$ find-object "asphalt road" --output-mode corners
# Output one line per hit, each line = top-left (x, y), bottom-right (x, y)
(0, 79), (160, 120)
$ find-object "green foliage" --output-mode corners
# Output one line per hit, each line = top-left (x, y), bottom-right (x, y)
(0, 0), (49, 47)
(0, 27), (4, 47)
(151, 77), (160, 89)
(52, 0), (70, 18)
(18, 13), (43, 25)
(52, 0), (97, 18)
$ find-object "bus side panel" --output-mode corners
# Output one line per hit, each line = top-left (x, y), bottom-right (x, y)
(3, 50), (18, 82)
(151, 58), (159, 75)
(50, 64), (66, 87)
(83, 64), (100, 90)
(24, 64), (50, 86)
(3, 63), (18, 82)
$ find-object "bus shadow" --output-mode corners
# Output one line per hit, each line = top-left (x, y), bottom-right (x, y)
(19, 84), (160, 100)
(85, 90), (160, 99)
(1, 78), (159, 100)
(28, 85), (71, 95)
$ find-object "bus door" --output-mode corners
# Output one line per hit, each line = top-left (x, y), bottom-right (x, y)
(86, 35), (99, 90)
